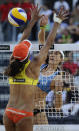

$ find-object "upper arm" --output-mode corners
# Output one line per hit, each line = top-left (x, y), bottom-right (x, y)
(28, 56), (41, 74)
(37, 23), (60, 65)
(36, 43), (50, 66)
(38, 27), (47, 65)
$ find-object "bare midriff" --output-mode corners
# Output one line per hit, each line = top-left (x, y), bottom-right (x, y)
(7, 84), (37, 112)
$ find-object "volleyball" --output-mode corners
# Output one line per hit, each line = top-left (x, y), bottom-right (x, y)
(8, 8), (27, 27)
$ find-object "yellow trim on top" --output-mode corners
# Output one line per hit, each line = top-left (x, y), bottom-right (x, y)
(9, 60), (38, 85)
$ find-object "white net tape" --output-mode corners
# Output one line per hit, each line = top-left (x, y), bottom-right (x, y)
(0, 43), (79, 52)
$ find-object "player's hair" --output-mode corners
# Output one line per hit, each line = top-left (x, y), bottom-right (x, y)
(4, 56), (29, 77)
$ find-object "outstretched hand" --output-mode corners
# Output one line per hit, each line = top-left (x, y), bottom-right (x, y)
(40, 15), (48, 27)
(30, 4), (42, 22)
(53, 7), (69, 23)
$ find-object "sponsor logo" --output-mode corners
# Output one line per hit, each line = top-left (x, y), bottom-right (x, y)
(13, 79), (25, 82)
(0, 45), (10, 50)
(39, 45), (54, 50)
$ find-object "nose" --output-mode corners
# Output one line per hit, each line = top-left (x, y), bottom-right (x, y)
(50, 53), (54, 56)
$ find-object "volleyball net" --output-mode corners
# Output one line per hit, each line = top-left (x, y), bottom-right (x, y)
(0, 43), (79, 130)
(33, 44), (79, 124)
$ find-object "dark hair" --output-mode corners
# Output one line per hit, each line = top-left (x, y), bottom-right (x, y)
(4, 57), (28, 77)
(45, 55), (49, 65)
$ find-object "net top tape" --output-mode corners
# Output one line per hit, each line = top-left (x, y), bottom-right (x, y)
(0, 43), (79, 52)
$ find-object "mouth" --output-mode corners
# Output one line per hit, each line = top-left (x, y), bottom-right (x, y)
(50, 59), (54, 61)
(51, 58), (54, 60)
(49, 58), (54, 63)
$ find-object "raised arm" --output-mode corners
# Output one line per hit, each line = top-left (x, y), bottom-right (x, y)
(20, 5), (42, 42)
(37, 8), (68, 65)
(38, 15), (48, 44)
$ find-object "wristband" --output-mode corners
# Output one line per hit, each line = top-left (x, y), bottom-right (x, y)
(40, 25), (46, 29)
(55, 91), (62, 95)
(53, 13), (62, 24)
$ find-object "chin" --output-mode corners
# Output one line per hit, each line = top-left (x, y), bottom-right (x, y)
(49, 62), (53, 65)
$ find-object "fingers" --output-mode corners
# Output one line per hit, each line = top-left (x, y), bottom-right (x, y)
(62, 10), (69, 16)
(39, 15), (44, 19)
(63, 13), (69, 17)
(30, 4), (44, 21)
(32, 4), (35, 10)
(35, 5), (43, 19)
(40, 14), (45, 19)
(35, 3), (38, 8)
(40, 15), (47, 22)
(55, 7), (69, 16)
(38, 6), (42, 13)
(61, 10), (67, 16)
(58, 7), (69, 21)
(32, 4), (42, 14)
(29, 8), (32, 14)
(62, 11), (69, 20)
(59, 7), (64, 16)
(40, 15), (48, 26)
(63, 17), (69, 21)
(34, 4), (42, 13)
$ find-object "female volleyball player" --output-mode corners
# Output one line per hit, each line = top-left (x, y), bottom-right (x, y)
(39, 15), (64, 108)
(34, 15), (64, 124)
(3, 6), (68, 131)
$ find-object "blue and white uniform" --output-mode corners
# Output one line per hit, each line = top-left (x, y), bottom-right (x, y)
(37, 64), (59, 93)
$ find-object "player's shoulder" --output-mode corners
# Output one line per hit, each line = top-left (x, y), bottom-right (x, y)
(29, 56), (41, 70)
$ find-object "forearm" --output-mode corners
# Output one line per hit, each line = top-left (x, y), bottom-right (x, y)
(38, 28), (45, 44)
(55, 86), (62, 111)
(55, 93), (62, 111)
(46, 22), (59, 47)
(38, 22), (60, 64)
(38, 8), (68, 65)
(20, 19), (36, 42)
